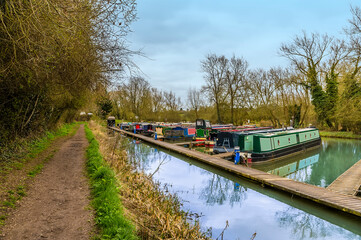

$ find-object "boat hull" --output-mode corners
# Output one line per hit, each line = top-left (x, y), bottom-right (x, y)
(250, 138), (321, 163)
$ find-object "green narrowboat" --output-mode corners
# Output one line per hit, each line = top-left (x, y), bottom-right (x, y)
(214, 128), (321, 163)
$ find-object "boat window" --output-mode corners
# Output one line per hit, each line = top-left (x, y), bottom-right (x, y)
(278, 140), (280, 145)
(305, 134), (307, 138)
(288, 138), (290, 143)
(205, 121), (211, 128)
(196, 120), (203, 126)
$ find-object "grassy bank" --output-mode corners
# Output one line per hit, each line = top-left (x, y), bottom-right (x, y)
(88, 121), (210, 239)
(320, 131), (361, 140)
(84, 125), (138, 240)
(0, 122), (80, 173)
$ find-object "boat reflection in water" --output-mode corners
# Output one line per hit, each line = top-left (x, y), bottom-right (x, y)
(267, 154), (319, 177)
(254, 137), (361, 187)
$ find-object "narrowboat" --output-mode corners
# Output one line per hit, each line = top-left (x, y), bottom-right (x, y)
(107, 116), (116, 127)
(195, 119), (212, 139)
(141, 123), (155, 137)
(195, 119), (272, 139)
(155, 125), (167, 137)
(184, 127), (196, 138)
(163, 126), (185, 140)
(119, 122), (131, 131)
(214, 127), (321, 163)
(194, 119), (233, 143)
(126, 123), (144, 134)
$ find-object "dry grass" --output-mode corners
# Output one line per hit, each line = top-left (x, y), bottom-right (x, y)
(88, 121), (210, 240)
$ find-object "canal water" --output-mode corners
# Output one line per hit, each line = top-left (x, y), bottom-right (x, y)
(254, 138), (361, 187)
(124, 137), (361, 240)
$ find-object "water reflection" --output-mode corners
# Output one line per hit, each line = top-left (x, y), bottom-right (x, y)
(255, 138), (361, 187)
(275, 207), (357, 240)
(200, 174), (247, 207)
(122, 136), (361, 240)
(268, 154), (319, 177)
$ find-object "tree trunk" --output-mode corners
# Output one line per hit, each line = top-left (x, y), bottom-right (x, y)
(216, 102), (222, 123)
(230, 96), (234, 125)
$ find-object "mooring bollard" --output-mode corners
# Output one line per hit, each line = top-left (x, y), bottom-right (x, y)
(234, 146), (240, 165)
(154, 132), (158, 140)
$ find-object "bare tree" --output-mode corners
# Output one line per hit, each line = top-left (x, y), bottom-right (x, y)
(127, 77), (151, 119)
(163, 90), (180, 111)
(225, 55), (248, 124)
(201, 54), (228, 123)
(187, 88), (203, 119)
(151, 88), (164, 113)
(247, 68), (283, 126)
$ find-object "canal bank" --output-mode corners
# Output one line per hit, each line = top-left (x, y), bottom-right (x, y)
(121, 135), (361, 240)
(320, 131), (361, 140)
(109, 127), (361, 218)
(93, 123), (210, 239)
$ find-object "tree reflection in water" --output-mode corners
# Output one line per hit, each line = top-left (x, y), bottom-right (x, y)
(123, 136), (249, 207)
(118, 135), (361, 240)
(200, 173), (247, 207)
(122, 137), (170, 172)
(275, 207), (355, 240)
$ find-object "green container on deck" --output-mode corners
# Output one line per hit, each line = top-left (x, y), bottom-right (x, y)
(196, 129), (209, 138)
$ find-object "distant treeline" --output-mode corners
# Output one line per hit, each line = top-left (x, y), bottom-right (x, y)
(0, 0), (137, 144)
(108, 6), (361, 132)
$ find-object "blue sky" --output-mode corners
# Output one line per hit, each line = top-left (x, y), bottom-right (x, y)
(128, 0), (359, 100)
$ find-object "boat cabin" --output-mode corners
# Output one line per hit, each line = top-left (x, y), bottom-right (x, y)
(196, 119), (211, 129)
(164, 126), (185, 139)
(107, 116), (116, 127)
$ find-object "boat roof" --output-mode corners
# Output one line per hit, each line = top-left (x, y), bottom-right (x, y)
(226, 127), (294, 136)
(258, 127), (318, 137)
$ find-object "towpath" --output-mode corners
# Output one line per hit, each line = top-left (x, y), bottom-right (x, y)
(0, 125), (94, 240)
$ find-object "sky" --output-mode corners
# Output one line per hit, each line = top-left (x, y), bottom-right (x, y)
(127, 0), (360, 100)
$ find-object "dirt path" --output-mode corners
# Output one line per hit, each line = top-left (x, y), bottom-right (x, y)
(0, 125), (94, 240)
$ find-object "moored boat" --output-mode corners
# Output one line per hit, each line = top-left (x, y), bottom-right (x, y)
(163, 126), (185, 140)
(141, 123), (155, 137)
(214, 127), (321, 163)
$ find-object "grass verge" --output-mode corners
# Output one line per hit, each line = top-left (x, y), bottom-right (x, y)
(0, 122), (80, 175)
(89, 121), (210, 239)
(84, 124), (138, 240)
(320, 131), (361, 139)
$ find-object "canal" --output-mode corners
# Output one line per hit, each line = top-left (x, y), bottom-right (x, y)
(124, 136), (361, 240)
